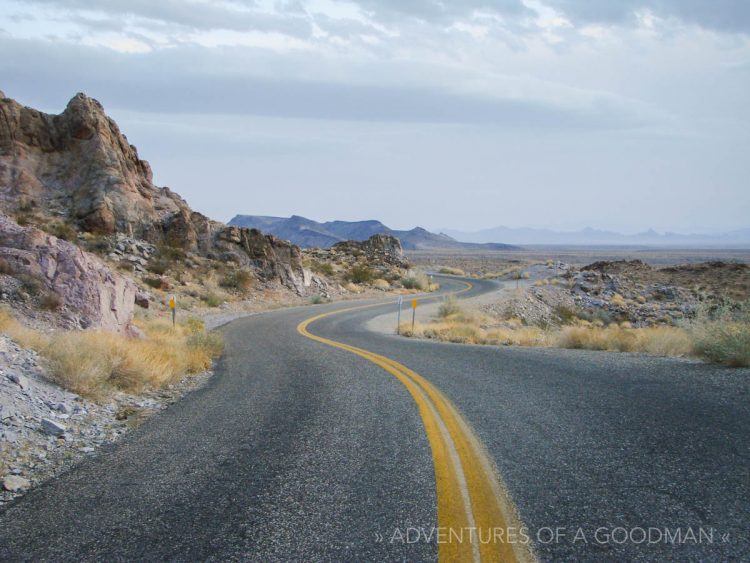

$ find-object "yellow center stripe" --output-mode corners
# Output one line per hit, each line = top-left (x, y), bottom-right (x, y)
(297, 284), (534, 563)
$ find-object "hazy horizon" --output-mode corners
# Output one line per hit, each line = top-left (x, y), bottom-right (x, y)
(2, 0), (748, 234)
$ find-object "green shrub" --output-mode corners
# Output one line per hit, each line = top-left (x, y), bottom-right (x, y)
(156, 245), (186, 262)
(46, 221), (77, 241)
(689, 301), (750, 367)
(346, 264), (374, 284)
(310, 294), (325, 304)
(146, 260), (169, 275)
(311, 261), (335, 276)
(219, 270), (253, 292)
(143, 277), (163, 289)
(17, 273), (44, 296)
(203, 293), (222, 307)
(401, 272), (430, 290)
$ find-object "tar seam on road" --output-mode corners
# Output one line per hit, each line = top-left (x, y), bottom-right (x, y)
(297, 284), (535, 563)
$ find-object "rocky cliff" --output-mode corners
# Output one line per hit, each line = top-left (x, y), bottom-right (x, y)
(0, 212), (135, 332)
(0, 91), (307, 290)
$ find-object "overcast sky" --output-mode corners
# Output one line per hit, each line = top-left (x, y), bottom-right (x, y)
(1, 0), (749, 233)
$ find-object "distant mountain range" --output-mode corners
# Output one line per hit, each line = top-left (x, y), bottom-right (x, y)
(442, 226), (750, 247)
(228, 215), (517, 251)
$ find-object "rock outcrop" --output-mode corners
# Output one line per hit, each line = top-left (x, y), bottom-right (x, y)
(0, 92), (307, 291)
(331, 234), (408, 269)
(0, 213), (135, 331)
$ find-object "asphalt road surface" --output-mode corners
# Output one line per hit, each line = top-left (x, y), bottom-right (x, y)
(0, 276), (748, 561)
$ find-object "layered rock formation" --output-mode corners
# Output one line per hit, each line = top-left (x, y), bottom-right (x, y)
(0, 213), (135, 332)
(331, 234), (408, 269)
(0, 92), (307, 290)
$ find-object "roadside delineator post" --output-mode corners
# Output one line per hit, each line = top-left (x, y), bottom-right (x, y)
(169, 295), (176, 327)
(397, 295), (403, 335)
(411, 298), (417, 333)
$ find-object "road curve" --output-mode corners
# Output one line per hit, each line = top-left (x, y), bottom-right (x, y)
(0, 276), (748, 561)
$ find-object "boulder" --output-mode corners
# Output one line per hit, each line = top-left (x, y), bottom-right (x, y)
(0, 213), (136, 332)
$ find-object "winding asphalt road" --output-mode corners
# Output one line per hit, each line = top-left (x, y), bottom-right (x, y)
(0, 276), (748, 561)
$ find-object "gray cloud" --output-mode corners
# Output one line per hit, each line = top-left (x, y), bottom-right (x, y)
(338, 0), (531, 24)
(17, 0), (314, 36)
(544, 0), (750, 34)
(0, 35), (660, 130)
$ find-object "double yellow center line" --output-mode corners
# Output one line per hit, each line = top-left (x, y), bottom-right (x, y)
(297, 285), (533, 562)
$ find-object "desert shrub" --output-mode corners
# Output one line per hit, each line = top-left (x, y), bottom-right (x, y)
(346, 264), (374, 284)
(610, 293), (626, 307)
(310, 294), (325, 304)
(438, 267), (465, 276)
(17, 273), (44, 296)
(39, 291), (63, 311)
(311, 261), (335, 276)
(635, 327), (693, 357)
(143, 277), (163, 289)
(438, 295), (462, 318)
(0, 257), (13, 275)
(344, 282), (361, 293)
(219, 270), (253, 292)
(146, 260), (170, 275)
(46, 221), (77, 241)
(156, 245), (187, 262)
(553, 305), (579, 324)
(83, 235), (112, 255)
(17, 200), (36, 213)
(372, 279), (390, 290)
(689, 301), (750, 367)
(202, 293), (222, 307)
(401, 272), (430, 290)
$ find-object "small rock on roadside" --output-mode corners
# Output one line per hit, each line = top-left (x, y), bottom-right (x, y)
(8, 373), (30, 390)
(41, 417), (66, 436)
(3, 475), (31, 492)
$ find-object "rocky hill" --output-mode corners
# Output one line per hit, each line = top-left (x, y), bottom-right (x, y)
(229, 214), (518, 251)
(0, 91), (308, 291)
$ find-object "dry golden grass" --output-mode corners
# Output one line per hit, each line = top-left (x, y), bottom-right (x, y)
(0, 309), (223, 400)
(399, 307), (694, 358)
(555, 325), (692, 356)
(371, 278), (391, 290)
(438, 266), (466, 276)
(610, 293), (627, 307)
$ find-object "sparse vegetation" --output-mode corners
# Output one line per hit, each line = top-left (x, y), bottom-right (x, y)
(202, 293), (223, 307)
(689, 301), (750, 367)
(310, 294), (326, 304)
(0, 257), (13, 275)
(437, 295), (461, 318)
(399, 295), (750, 366)
(45, 221), (77, 242)
(401, 272), (438, 291)
(372, 278), (391, 290)
(438, 266), (465, 276)
(219, 269), (253, 293)
(143, 277), (163, 289)
(346, 264), (374, 284)
(39, 291), (63, 311)
(0, 309), (223, 399)
(310, 261), (335, 276)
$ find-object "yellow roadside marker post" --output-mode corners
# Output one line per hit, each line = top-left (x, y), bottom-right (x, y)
(411, 298), (417, 333)
(169, 295), (176, 327)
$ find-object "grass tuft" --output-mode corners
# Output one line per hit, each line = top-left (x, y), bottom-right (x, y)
(0, 309), (223, 400)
